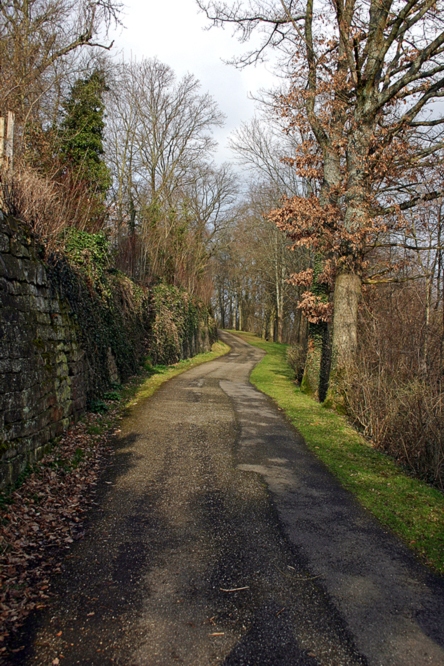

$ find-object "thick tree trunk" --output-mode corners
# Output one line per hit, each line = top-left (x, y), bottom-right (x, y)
(331, 272), (361, 370)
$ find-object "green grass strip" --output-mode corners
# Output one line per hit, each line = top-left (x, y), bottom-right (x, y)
(229, 330), (444, 575)
(127, 341), (230, 408)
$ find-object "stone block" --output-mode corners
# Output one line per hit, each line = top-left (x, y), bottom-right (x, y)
(6, 280), (26, 296)
(36, 264), (47, 286)
(1, 441), (17, 460)
(0, 232), (9, 253)
(10, 237), (31, 259)
(13, 293), (37, 313)
(36, 286), (51, 301)
(36, 324), (58, 341)
(19, 258), (38, 284)
(9, 449), (31, 478)
(1, 305), (21, 326)
(36, 311), (51, 325)
(1, 253), (25, 281)
(0, 338), (22, 359)
(0, 389), (23, 408)
(0, 372), (27, 393)
(0, 277), (15, 295)
(4, 409), (23, 424)
(0, 359), (21, 373)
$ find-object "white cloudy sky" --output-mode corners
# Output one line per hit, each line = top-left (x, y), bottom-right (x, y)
(111, 0), (277, 162)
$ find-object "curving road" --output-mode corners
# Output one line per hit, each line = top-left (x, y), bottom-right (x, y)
(12, 332), (444, 665)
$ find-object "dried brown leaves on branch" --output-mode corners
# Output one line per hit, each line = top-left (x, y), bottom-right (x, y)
(0, 410), (119, 650)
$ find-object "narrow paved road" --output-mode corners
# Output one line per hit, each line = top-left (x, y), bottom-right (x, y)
(12, 332), (444, 665)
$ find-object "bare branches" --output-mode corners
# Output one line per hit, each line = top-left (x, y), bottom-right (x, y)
(196, 0), (304, 65)
(0, 0), (122, 122)
(105, 58), (236, 292)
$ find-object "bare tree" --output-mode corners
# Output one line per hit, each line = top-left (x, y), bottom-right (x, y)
(0, 0), (121, 124)
(105, 58), (237, 294)
(230, 114), (302, 195)
(199, 0), (444, 383)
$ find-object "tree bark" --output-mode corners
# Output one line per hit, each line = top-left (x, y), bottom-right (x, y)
(331, 272), (361, 370)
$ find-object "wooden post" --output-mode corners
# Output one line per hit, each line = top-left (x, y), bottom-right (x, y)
(0, 117), (4, 170)
(5, 111), (14, 172)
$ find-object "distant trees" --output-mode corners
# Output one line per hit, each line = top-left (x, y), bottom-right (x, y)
(212, 180), (306, 343)
(200, 0), (444, 486)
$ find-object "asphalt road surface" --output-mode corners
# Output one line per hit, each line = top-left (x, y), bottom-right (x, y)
(12, 332), (444, 665)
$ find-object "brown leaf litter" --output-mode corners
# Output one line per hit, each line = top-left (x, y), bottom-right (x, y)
(0, 407), (122, 654)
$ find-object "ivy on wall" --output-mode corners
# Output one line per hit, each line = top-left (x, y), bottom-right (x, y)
(49, 229), (216, 402)
(150, 284), (215, 366)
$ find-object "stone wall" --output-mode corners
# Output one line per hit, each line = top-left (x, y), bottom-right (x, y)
(0, 214), (89, 487)
(0, 214), (216, 489)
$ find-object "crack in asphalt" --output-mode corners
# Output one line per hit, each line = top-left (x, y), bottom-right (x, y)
(10, 331), (444, 665)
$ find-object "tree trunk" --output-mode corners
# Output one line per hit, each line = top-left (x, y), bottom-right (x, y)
(274, 233), (285, 343)
(318, 322), (332, 402)
(218, 285), (225, 329)
(269, 309), (276, 341)
(331, 272), (361, 371)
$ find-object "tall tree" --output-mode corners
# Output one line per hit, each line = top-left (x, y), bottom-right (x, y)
(59, 69), (111, 198)
(199, 0), (444, 381)
(105, 58), (236, 293)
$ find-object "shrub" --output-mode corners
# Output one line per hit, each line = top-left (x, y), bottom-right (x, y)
(286, 342), (307, 384)
(343, 284), (444, 490)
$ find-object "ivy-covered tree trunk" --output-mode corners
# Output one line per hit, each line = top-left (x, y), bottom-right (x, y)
(318, 321), (332, 403)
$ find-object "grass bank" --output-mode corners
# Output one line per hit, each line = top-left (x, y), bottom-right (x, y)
(229, 330), (444, 575)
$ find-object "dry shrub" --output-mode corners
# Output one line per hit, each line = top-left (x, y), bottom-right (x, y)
(287, 342), (308, 384)
(1, 164), (106, 253)
(343, 283), (444, 490)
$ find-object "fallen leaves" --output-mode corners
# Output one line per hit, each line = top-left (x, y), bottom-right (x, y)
(0, 409), (117, 648)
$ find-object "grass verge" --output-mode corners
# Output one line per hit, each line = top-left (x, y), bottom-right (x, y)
(229, 330), (444, 575)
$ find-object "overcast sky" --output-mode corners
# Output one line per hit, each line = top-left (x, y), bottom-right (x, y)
(112, 0), (276, 163)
